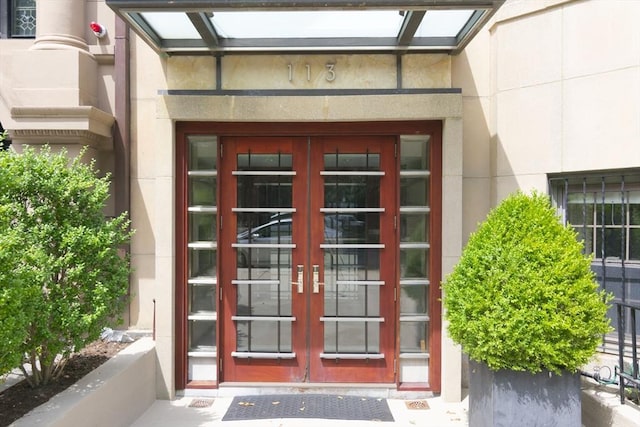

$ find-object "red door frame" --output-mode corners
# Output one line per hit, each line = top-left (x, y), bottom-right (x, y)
(175, 121), (442, 391)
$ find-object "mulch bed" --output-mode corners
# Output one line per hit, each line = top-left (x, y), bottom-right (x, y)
(0, 340), (130, 427)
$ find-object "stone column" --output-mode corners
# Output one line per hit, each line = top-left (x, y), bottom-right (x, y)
(31, 0), (88, 51)
(7, 0), (114, 153)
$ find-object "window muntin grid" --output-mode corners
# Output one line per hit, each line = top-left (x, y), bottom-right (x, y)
(550, 171), (640, 354)
(11, 0), (35, 37)
(399, 135), (431, 362)
(186, 136), (218, 381)
(561, 186), (640, 262)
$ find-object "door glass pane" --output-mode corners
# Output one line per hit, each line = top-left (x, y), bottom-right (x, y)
(237, 283), (292, 317)
(237, 248), (293, 273)
(237, 181), (292, 218)
(322, 150), (382, 355)
(238, 153), (292, 170)
(236, 321), (292, 353)
(234, 152), (294, 355)
(323, 248), (380, 281)
(324, 212), (379, 243)
(324, 282), (380, 317)
(324, 175), (380, 209)
(324, 153), (379, 170)
(236, 213), (293, 270)
(324, 322), (380, 353)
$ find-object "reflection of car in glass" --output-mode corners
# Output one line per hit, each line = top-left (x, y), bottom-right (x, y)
(324, 214), (365, 237)
(236, 218), (340, 267)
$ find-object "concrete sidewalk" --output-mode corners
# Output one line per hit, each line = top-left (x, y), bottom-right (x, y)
(130, 395), (469, 427)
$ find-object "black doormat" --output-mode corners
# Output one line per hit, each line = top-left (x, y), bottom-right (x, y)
(222, 394), (394, 422)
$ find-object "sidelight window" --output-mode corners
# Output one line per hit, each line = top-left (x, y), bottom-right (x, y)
(186, 136), (218, 381)
(398, 135), (431, 383)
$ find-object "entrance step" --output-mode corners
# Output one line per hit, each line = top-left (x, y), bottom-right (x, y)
(180, 383), (434, 400)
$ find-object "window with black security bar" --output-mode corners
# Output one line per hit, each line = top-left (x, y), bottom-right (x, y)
(0, 0), (35, 38)
(549, 170), (640, 354)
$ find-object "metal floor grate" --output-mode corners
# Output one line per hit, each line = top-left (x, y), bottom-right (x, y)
(188, 398), (215, 408)
(405, 399), (430, 410)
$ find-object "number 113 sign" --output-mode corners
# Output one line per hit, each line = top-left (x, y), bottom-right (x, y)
(287, 63), (336, 82)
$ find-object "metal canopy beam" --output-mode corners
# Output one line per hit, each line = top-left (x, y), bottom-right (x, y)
(397, 10), (426, 46)
(187, 12), (220, 48)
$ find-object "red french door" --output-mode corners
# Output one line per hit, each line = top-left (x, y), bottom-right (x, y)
(219, 135), (396, 383)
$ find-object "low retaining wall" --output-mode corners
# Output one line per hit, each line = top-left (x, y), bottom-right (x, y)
(13, 337), (156, 427)
(582, 381), (640, 427)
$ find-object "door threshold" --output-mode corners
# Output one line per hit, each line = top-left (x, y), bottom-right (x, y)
(180, 383), (434, 399)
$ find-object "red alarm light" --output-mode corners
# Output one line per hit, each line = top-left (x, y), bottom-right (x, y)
(90, 22), (107, 38)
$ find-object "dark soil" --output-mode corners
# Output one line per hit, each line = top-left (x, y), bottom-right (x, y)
(0, 340), (130, 427)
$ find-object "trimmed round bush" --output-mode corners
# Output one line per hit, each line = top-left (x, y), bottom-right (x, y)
(442, 191), (611, 374)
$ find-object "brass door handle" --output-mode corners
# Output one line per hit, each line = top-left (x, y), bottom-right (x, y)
(292, 264), (304, 293)
(313, 265), (324, 293)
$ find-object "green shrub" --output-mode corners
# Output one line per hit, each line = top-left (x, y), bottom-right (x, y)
(0, 146), (132, 385)
(0, 229), (36, 377)
(442, 191), (611, 374)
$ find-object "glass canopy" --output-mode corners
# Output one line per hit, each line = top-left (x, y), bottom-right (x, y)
(107, 0), (504, 55)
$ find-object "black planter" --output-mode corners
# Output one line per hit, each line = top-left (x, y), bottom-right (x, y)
(469, 360), (581, 427)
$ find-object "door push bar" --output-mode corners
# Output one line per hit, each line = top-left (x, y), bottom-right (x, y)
(313, 265), (324, 294)
(291, 264), (324, 294)
(292, 265), (304, 293)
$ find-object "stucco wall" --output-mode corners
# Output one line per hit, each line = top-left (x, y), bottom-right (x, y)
(454, 0), (640, 216)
